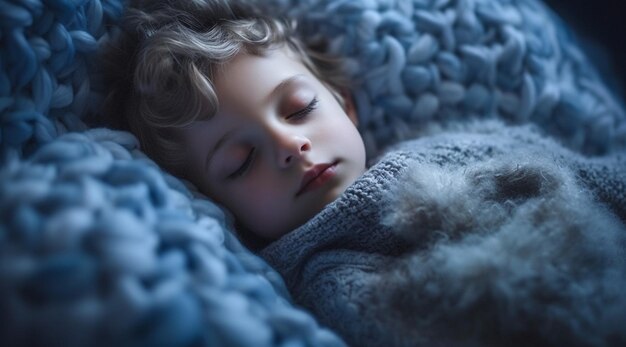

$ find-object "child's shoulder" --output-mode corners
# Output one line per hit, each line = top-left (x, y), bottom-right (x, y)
(368, 119), (571, 168)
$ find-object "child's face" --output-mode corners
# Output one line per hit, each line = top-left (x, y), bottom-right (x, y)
(178, 47), (366, 240)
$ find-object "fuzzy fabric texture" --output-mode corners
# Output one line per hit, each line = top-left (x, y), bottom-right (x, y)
(260, 121), (626, 347)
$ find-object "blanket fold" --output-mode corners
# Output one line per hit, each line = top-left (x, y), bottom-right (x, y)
(260, 122), (626, 347)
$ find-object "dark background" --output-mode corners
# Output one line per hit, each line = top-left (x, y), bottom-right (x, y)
(543, 0), (626, 101)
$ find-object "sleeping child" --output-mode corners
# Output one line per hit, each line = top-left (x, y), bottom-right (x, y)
(103, 0), (626, 346)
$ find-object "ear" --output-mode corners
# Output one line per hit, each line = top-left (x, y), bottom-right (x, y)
(341, 89), (359, 126)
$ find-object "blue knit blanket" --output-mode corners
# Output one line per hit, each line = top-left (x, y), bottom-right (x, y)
(260, 122), (626, 347)
(0, 129), (345, 346)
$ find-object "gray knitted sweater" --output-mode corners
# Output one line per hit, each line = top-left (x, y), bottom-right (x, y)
(260, 123), (626, 347)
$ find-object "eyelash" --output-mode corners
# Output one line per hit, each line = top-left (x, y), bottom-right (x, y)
(227, 97), (319, 179)
(287, 97), (318, 120)
(228, 147), (256, 179)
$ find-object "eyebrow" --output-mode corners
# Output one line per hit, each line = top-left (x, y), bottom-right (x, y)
(204, 127), (235, 174)
(203, 74), (306, 173)
(265, 74), (306, 105)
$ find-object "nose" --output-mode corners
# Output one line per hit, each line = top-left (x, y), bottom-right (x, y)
(272, 129), (311, 168)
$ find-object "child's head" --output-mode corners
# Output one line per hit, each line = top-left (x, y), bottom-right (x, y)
(103, 0), (366, 244)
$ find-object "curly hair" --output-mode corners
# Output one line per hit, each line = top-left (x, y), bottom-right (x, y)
(101, 0), (349, 177)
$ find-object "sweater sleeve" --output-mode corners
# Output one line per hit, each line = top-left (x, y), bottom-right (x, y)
(292, 250), (397, 347)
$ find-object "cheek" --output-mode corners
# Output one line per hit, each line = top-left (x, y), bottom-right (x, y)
(226, 177), (285, 220)
(230, 188), (291, 238)
(322, 109), (363, 145)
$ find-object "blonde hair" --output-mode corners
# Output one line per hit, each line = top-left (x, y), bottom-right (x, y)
(102, 0), (349, 177)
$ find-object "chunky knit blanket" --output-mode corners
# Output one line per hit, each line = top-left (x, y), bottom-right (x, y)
(260, 122), (626, 347)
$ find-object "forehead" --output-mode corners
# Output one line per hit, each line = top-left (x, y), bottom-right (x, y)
(179, 48), (316, 137)
(213, 47), (314, 107)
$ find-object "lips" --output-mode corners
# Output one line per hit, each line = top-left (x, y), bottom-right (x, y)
(296, 161), (338, 196)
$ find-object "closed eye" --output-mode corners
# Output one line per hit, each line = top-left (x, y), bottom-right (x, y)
(287, 97), (318, 120)
(228, 148), (256, 179)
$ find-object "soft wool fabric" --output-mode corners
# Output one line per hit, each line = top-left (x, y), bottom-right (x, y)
(260, 122), (626, 347)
